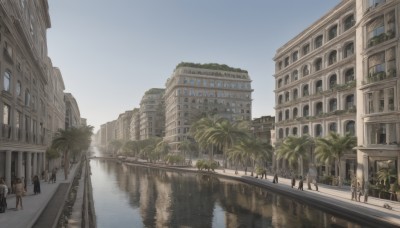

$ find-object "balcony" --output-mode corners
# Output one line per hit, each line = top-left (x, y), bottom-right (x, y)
(368, 30), (395, 48)
(363, 69), (396, 85)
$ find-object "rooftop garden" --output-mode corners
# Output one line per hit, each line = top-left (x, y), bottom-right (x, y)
(175, 62), (248, 73)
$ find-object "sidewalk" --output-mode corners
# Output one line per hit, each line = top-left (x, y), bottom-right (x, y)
(205, 168), (400, 226)
(0, 165), (78, 228)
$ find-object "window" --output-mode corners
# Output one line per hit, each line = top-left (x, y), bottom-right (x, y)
(285, 128), (289, 136)
(315, 102), (323, 115)
(293, 108), (298, 119)
(329, 99), (337, 112)
(346, 121), (355, 136)
(15, 81), (21, 96)
(315, 124), (323, 137)
(314, 58), (322, 71)
(329, 123), (337, 132)
(344, 14), (355, 31)
(292, 70), (298, 81)
(278, 61), (282, 70)
(302, 44), (310, 55)
(303, 125), (309, 134)
(279, 129), (284, 139)
(292, 51), (298, 62)
(303, 105), (309, 117)
(367, 16), (384, 47)
(315, 80), (323, 93)
(284, 75), (289, 85)
(3, 104), (10, 125)
(367, 92), (374, 114)
(284, 57), (289, 67)
(278, 95), (283, 104)
(303, 65), (309, 76)
(379, 90), (385, 112)
(285, 92), (290, 102)
(293, 89), (298, 100)
(278, 111), (282, 121)
(388, 88), (394, 111)
(285, 110), (289, 120)
(346, 94), (354, 110)
(345, 68), (354, 83)
(329, 74), (337, 88)
(328, 25), (338, 40)
(328, 51), (337, 65)
(368, 52), (385, 81)
(302, 85), (309, 97)
(3, 71), (11, 92)
(315, 35), (323, 48)
(4, 42), (13, 58)
(344, 43), (354, 58)
(292, 127), (298, 136)
(368, 0), (386, 8)
(278, 79), (282, 88)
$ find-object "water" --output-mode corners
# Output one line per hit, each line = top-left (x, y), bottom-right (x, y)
(90, 158), (364, 228)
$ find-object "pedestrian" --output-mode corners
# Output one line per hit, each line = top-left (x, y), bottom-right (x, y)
(298, 176), (304, 191)
(33, 175), (41, 194)
(363, 180), (369, 203)
(51, 168), (57, 183)
(350, 180), (356, 200)
(15, 178), (24, 210)
(313, 176), (319, 191)
(273, 173), (278, 184)
(306, 173), (312, 190)
(291, 176), (296, 188)
(0, 179), (8, 213)
(357, 181), (362, 202)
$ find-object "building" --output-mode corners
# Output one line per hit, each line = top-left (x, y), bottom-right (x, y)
(129, 108), (140, 141)
(115, 110), (132, 141)
(251, 116), (275, 143)
(139, 88), (165, 140)
(64, 93), (81, 129)
(274, 0), (399, 184)
(164, 62), (253, 152)
(0, 0), (53, 187)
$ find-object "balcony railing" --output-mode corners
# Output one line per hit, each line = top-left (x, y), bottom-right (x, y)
(363, 69), (396, 85)
(368, 30), (396, 48)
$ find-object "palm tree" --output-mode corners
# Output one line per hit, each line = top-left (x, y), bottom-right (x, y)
(190, 115), (221, 161)
(314, 132), (356, 187)
(228, 144), (247, 174)
(179, 139), (197, 163)
(276, 135), (313, 177)
(155, 140), (170, 162)
(205, 118), (249, 169)
(51, 126), (93, 180)
(109, 140), (124, 156)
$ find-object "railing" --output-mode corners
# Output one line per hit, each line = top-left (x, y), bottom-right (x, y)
(363, 70), (396, 85)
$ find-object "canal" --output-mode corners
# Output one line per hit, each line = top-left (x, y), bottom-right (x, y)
(90, 158), (365, 228)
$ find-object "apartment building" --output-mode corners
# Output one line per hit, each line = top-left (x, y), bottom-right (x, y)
(139, 88), (165, 140)
(164, 62), (253, 152)
(274, 0), (400, 184)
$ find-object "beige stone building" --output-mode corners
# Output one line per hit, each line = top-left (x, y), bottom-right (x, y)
(251, 116), (275, 143)
(129, 108), (140, 141)
(164, 63), (253, 152)
(274, 0), (400, 184)
(64, 93), (81, 129)
(0, 0), (68, 187)
(139, 88), (165, 140)
(115, 110), (132, 141)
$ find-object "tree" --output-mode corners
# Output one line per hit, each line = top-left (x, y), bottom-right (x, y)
(314, 132), (356, 187)
(190, 115), (221, 161)
(51, 126), (93, 180)
(109, 140), (124, 156)
(276, 135), (313, 176)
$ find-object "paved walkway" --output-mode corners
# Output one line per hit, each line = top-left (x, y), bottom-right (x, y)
(0, 165), (78, 228)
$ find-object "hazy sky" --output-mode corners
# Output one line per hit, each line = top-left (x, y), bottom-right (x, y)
(47, 0), (340, 131)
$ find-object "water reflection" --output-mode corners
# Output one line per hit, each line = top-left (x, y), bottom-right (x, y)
(91, 160), (364, 228)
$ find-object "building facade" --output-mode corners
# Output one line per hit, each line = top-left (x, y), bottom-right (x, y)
(115, 110), (132, 141)
(139, 88), (165, 140)
(274, 0), (400, 184)
(164, 63), (253, 152)
(129, 108), (140, 141)
(251, 115), (275, 143)
(64, 93), (81, 129)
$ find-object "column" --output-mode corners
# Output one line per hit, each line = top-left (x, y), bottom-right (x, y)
(17, 151), (23, 178)
(398, 152), (400, 184)
(33, 152), (37, 176)
(26, 152), (32, 184)
(5, 151), (11, 187)
(340, 159), (346, 180)
(363, 155), (369, 183)
(38, 152), (43, 175)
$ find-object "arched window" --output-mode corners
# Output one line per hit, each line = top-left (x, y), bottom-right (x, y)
(315, 124), (323, 137)
(303, 105), (309, 117)
(303, 65), (309, 76)
(315, 35), (323, 48)
(329, 122), (337, 132)
(284, 75), (290, 85)
(292, 127), (298, 136)
(315, 102), (323, 115)
(285, 128), (290, 136)
(303, 125), (309, 134)
(328, 25), (338, 40)
(344, 43), (354, 58)
(278, 61), (282, 71)
(345, 120), (355, 136)
(292, 51), (298, 62)
(278, 95), (283, 104)
(345, 68), (354, 83)
(25, 89), (30, 106)
(3, 71), (11, 92)
(285, 109), (289, 120)
(346, 94), (354, 109)
(329, 74), (337, 88)
(278, 111), (283, 121)
(329, 99), (337, 112)
(315, 80), (323, 93)
(292, 70), (298, 81)
(285, 92), (290, 102)
(315, 58), (322, 71)
(328, 50), (337, 65)
(293, 107), (298, 119)
(293, 89), (298, 100)
(302, 85), (309, 97)
(279, 128), (284, 139)
(278, 79), (282, 88)
(302, 43), (310, 55)
(344, 14), (355, 31)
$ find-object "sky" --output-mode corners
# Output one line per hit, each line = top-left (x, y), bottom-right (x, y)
(47, 0), (341, 131)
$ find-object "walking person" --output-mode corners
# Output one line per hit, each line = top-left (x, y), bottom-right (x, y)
(357, 182), (362, 202)
(0, 179), (8, 213)
(350, 180), (356, 200)
(291, 175), (296, 188)
(33, 175), (41, 194)
(272, 173), (278, 184)
(313, 176), (319, 191)
(15, 178), (24, 210)
(298, 176), (304, 191)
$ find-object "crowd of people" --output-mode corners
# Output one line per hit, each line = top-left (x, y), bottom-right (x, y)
(0, 167), (59, 213)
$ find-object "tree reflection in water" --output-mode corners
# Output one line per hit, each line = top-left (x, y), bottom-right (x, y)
(91, 160), (364, 228)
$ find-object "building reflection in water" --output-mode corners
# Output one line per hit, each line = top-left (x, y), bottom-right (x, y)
(91, 160), (364, 228)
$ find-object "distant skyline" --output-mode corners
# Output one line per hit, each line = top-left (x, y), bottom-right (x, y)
(47, 0), (340, 131)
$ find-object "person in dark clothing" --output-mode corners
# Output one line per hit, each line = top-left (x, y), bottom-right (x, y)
(291, 176), (296, 188)
(33, 175), (41, 194)
(298, 176), (304, 191)
(273, 173), (278, 183)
